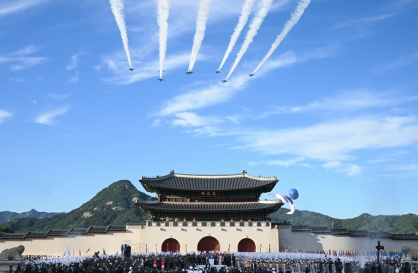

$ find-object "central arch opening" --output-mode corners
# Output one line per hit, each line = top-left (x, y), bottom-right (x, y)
(161, 238), (180, 252)
(237, 238), (255, 252)
(197, 236), (220, 252)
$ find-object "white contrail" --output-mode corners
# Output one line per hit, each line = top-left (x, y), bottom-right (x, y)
(217, 0), (256, 73)
(251, 0), (310, 75)
(109, 0), (132, 68)
(157, 0), (170, 79)
(188, 0), (212, 72)
(225, 0), (273, 80)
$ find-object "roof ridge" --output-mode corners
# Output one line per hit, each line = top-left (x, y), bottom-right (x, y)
(141, 170), (277, 181)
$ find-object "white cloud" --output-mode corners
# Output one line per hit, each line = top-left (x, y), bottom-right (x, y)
(0, 45), (46, 70)
(100, 52), (192, 85)
(373, 53), (418, 75)
(34, 106), (71, 125)
(236, 115), (418, 161)
(261, 91), (417, 117)
(66, 53), (83, 70)
(158, 74), (248, 116)
(0, 0), (48, 17)
(0, 109), (12, 123)
(10, 78), (25, 82)
(69, 72), (79, 83)
(249, 157), (305, 167)
(322, 161), (361, 176)
(389, 164), (418, 172)
(333, 13), (395, 30)
(156, 51), (298, 116)
(44, 93), (72, 101)
(172, 112), (222, 127)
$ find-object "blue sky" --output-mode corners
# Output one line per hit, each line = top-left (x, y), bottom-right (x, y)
(1, 0), (417, 220)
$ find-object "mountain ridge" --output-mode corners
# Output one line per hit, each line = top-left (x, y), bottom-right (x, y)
(1, 180), (417, 234)
(0, 209), (63, 224)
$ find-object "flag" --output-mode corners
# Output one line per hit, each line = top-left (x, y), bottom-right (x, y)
(103, 249), (107, 256)
(86, 247), (91, 253)
(228, 244), (230, 252)
(121, 244), (125, 253)
(67, 249), (71, 256)
(79, 249), (81, 256)
(63, 252), (65, 257)
(72, 249), (74, 257)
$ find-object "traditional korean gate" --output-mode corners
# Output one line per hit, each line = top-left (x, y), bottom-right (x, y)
(197, 236), (220, 252)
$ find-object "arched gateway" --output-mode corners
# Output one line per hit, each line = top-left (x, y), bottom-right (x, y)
(197, 236), (220, 252)
(238, 238), (256, 252)
(162, 238), (180, 252)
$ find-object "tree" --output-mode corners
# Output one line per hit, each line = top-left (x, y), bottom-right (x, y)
(0, 225), (14, 233)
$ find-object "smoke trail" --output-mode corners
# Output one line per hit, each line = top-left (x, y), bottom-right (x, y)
(109, 0), (132, 68)
(188, 0), (212, 72)
(225, 0), (273, 80)
(217, 0), (256, 72)
(157, 0), (170, 79)
(251, 0), (310, 75)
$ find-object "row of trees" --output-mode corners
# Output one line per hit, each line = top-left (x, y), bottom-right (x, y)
(0, 225), (14, 233)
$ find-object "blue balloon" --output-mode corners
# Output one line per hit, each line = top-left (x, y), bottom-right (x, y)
(289, 188), (299, 200)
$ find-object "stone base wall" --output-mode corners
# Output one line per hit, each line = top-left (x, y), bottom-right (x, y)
(278, 226), (418, 252)
(2, 223), (418, 257)
(140, 221), (279, 253)
(0, 225), (141, 257)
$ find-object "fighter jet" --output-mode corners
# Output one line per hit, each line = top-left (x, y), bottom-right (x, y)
(157, 78), (164, 82)
(128, 68), (135, 72)
(249, 73), (255, 77)
(186, 71), (193, 75)
(215, 70), (221, 74)
(222, 80), (228, 83)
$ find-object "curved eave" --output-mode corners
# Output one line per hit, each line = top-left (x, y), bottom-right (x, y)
(139, 173), (278, 193)
(135, 201), (282, 213)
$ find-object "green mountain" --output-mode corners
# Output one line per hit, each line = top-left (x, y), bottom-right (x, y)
(1, 180), (417, 234)
(268, 209), (418, 234)
(1, 180), (154, 233)
(0, 209), (63, 224)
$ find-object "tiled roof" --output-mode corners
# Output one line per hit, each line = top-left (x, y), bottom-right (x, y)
(311, 227), (330, 233)
(331, 228), (350, 235)
(370, 232), (392, 238)
(0, 233), (26, 239)
(25, 231), (47, 238)
(47, 230), (69, 236)
(392, 234), (418, 240)
(68, 228), (89, 234)
(140, 171), (278, 192)
(107, 225), (126, 231)
(88, 226), (108, 233)
(292, 225), (311, 231)
(136, 201), (282, 212)
(349, 230), (369, 237)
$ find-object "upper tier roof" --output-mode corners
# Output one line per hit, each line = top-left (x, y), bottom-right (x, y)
(140, 171), (278, 192)
(135, 201), (282, 212)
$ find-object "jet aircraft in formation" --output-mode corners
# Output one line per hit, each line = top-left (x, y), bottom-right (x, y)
(186, 71), (193, 75)
(215, 71), (221, 74)
(222, 80), (228, 83)
(157, 78), (164, 82)
(249, 74), (254, 77)
(128, 68), (135, 72)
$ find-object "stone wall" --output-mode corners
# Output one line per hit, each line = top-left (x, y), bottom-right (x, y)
(278, 225), (418, 252)
(139, 221), (279, 253)
(0, 225), (141, 256)
(2, 223), (418, 256)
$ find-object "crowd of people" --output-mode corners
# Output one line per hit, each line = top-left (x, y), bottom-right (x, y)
(11, 251), (416, 273)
